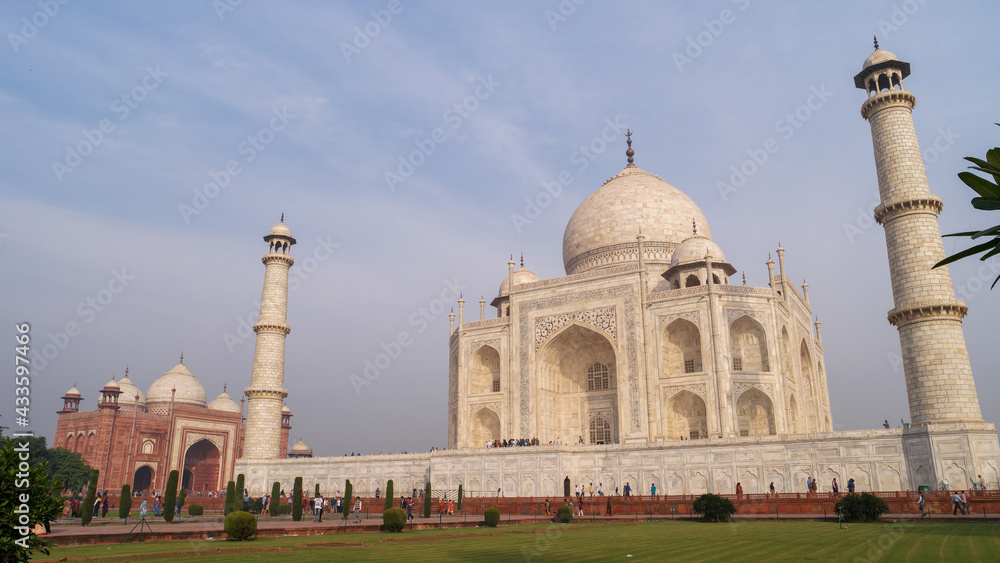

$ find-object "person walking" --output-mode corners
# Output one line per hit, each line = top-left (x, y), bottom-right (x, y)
(598, 483), (604, 496)
(577, 498), (584, 517)
(623, 483), (631, 497)
(769, 482), (775, 495)
(847, 478), (855, 493)
(353, 496), (362, 523)
(651, 483), (656, 496)
(952, 491), (963, 515)
(406, 498), (414, 522)
(736, 482), (743, 496)
(806, 477), (813, 494)
(917, 492), (927, 517)
(544, 497), (551, 517)
(605, 497), (613, 516)
(960, 491), (969, 514)
(832, 478), (839, 494)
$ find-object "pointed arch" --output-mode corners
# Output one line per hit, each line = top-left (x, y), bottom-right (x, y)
(730, 316), (769, 372)
(685, 274), (700, 287)
(182, 438), (222, 494)
(661, 319), (702, 376)
(736, 388), (776, 437)
(665, 390), (707, 440)
(470, 345), (501, 395)
(471, 408), (500, 447)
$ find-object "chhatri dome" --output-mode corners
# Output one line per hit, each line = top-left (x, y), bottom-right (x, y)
(116, 368), (146, 407)
(499, 256), (541, 295)
(207, 384), (242, 413)
(145, 355), (207, 407)
(563, 132), (711, 275)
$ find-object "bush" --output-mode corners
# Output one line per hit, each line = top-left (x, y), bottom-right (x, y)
(247, 497), (263, 514)
(292, 477), (303, 521)
(556, 503), (573, 524)
(272, 503), (291, 515)
(188, 504), (204, 516)
(692, 493), (736, 522)
(270, 482), (281, 514)
(484, 507), (501, 527)
(236, 474), (245, 501)
(383, 508), (406, 532)
(384, 479), (394, 511)
(224, 511), (257, 541)
(224, 481), (237, 516)
(342, 480), (353, 519)
(80, 470), (98, 527)
(835, 492), (889, 523)
(424, 482), (431, 518)
(163, 470), (179, 523)
(177, 486), (186, 513)
(457, 484), (463, 511)
(119, 484), (131, 520)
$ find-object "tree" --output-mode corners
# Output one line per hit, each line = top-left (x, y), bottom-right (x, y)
(292, 477), (303, 521)
(224, 480), (237, 516)
(935, 129), (1000, 287)
(236, 473), (245, 498)
(271, 481), (281, 515)
(119, 484), (131, 522)
(163, 470), (179, 523)
(423, 482), (431, 518)
(342, 480), (352, 519)
(384, 479), (394, 511)
(1, 436), (63, 561)
(177, 485), (186, 515)
(457, 484), (463, 511)
(692, 493), (736, 522)
(80, 470), (99, 526)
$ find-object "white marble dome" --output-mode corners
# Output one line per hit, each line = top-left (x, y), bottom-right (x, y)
(290, 439), (310, 454)
(64, 385), (81, 397)
(499, 265), (541, 295)
(670, 236), (727, 268)
(563, 164), (711, 275)
(862, 48), (898, 70)
(146, 362), (207, 407)
(116, 375), (146, 407)
(268, 221), (292, 237)
(207, 390), (241, 413)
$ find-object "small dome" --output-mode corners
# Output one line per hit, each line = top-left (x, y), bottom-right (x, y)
(116, 375), (146, 406)
(282, 405), (291, 414)
(290, 439), (310, 453)
(145, 362), (207, 407)
(499, 266), (541, 295)
(207, 390), (241, 413)
(103, 378), (120, 390)
(862, 48), (898, 70)
(64, 386), (81, 397)
(670, 236), (727, 268)
(268, 221), (292, 238)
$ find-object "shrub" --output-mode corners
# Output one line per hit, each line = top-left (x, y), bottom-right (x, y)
(457, 484), (463, 511)
(270, 482), (281, 514)
(424, 482), (431, 518)
(188, 504), (204, 516)
(224, 511), (257, 541)
(272, 503), (291, 515)
(556, 503), (573, 524)
(248, 497), (263, 514)
(342, 480), (353, 519)
(692, 493), (736, 523)
(292, 477), (303, 521)
(384, 479), (394, 511)
(177, 486), (186, 514)
(80, 470), (98, 527)
(484, 507), (501, 527)
(236, 474), (245, 499)
(835, 492), (889, 523)
(383, 507), (406, 532)
(163, 470), (179, 523)
(119, 484), (131, 520)
(224, 481), (237, 516)
(315, 483), (320, 497)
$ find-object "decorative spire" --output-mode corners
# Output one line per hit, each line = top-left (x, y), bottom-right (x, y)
(625, 130), (634, 165)
(692, 218), (697, 235)
(873, 36), (879, 51)
(179, 352), (184, 364)
(124, 365), (129, 377)
(280, 213), (284, 223)
(223, 382), (227, 393)
(742, 272), (747, 285)
(520, 253), (524, 268)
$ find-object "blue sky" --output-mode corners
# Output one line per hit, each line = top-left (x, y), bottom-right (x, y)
(2, 1), (998, 456)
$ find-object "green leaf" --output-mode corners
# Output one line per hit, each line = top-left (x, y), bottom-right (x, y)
(934, 239), (998, 268)
(971, 197), (1000, 210)
(958, 172), (1000, 198)
(943, 231), (985, 237)
(971, 224), (1000, 238)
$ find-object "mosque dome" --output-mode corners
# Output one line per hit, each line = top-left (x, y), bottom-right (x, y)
(102, 378), (120, 390)
(64, 385), (81, 397)
(207, 389), (241, 413)
(862, 48), (898, 70)
(146, 361), (207, 407)
(116, 374), (146, 407)
(290, 440), (310, 454)
(268, 221), (292, 238)
(499, 265), (541, 295)
(563, 163), (711, 275)
(670, 236), (727, 268)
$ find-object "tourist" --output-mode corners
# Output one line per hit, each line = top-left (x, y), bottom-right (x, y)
(353, 496), (362, 523)
(832, 478), (839, 494)
(588, 483), (594, 497)
(952, 491), (964, 515)
(577, 498), (584, 517)
(406, 498), (414, 521)
(977, 474), (986, 494)
(62, 499), (72, 519)
(769, 482), (775, 495)
(623, 483), (631, 497)
(615, 486), (619, 496)
(605, 497), (613, 516)
(375, 487), (381, 498)
(883, 420), (890, 429)
(598, 483), (604, 496)
(544, 498), (551, 516)
(574, 484), (580, 498)
(917, 492), (927, 517)
(736, 482), (742, 496)
(960, 491), (969, 514)
(651, 483), (656, 496)
(154, 496), (161, 516)
(139, 500), (147, 517)
(314, 495), (324, 522)
(94, 494), (102, 518)
(805, 477), (813, 494)
(847, 478), (855, 493)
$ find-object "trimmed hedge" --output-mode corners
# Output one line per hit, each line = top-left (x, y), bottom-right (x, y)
(80, 470), (98, 527)
(342, 480), (353, 519)
(292, 477), (303, 521)
(224, 511), (256, 540)
(423, 482), (431, 518)
(383, 507), (406, 532)
(556, 503), (573, 524)
(188, 504), (204, 516)
(692, 493), (736, 523)
(484, 507), (501, 527)
(224, 481), (237, 516)
(119, 484), (131, 520)
(457, 484), (463, 511)
(835, 492), (889, 523)
(270, 482), (281, 514)
(384, 479), (394, 511)
(163, 470), (179, 523)
(177, 485), (186, 513)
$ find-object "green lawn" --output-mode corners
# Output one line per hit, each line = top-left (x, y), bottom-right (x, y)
(34, 520), (1000, 562)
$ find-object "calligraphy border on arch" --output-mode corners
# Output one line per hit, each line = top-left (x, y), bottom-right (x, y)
(662, 383), (707, 401)
(534, 307), (616, 350)
(656, 310), (701, 330)
(732, 382), (774, 401)
(725, 309), (767, 326)
(469, 339), (503, 355)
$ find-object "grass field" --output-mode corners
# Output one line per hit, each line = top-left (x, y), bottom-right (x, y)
(35, 520), (1000, 562)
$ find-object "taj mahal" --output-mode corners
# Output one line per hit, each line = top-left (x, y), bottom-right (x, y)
(58, 43), (999, 499)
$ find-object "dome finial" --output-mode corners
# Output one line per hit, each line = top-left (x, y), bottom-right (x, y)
(520, 253), (524, 268)
(280, 213), (284, 223)
(625, 130), (635, 165)
(692, 218), (698, 235)
(125, 365), (129, 377)
(873, 36), (879, 51)
(179, 352), (184, 364)
(223, 382), (227, 393)
(742, 272), (747, 285)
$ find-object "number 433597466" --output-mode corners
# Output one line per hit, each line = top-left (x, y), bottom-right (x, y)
(15, 322), (30, 418)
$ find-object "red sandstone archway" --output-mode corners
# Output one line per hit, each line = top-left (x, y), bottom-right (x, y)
(182, 439), (221, 493)
(133, 465), (154, 495)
